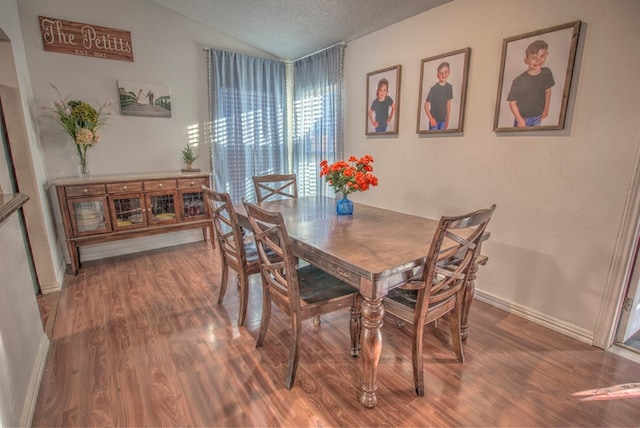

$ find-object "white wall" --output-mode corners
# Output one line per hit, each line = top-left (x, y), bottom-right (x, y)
(0, 2), (49, 426)
(344, 0), (640, 338)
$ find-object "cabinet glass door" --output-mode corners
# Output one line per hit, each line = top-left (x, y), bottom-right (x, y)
(111, 194), (147, 230)
(69, 197), (110, 236)
(146, 191), (177, 224)
(180, 190), (207, 221)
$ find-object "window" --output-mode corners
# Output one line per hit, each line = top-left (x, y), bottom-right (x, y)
(208, 45), (343, 203)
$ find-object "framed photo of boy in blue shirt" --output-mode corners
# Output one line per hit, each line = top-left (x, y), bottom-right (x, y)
(366, 65), (401, 135)
(493, 21), (581, 132)
(417, 48), (470, 135)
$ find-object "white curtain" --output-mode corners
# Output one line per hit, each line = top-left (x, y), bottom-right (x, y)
(293, 44), (344, 197)
(208, 49), (287, 203)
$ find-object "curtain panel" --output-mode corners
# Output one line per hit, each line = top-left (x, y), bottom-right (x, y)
(208, 49), (287, 203)
(293, 44), (344, 197)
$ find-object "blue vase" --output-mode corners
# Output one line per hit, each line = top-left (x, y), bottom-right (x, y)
(336, 193), (354, 216)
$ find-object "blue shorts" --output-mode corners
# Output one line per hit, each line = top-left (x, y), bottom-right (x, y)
(514, 115), (542, 127)
(429, 121), (446, 130)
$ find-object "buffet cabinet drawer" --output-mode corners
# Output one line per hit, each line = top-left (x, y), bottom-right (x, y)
(144, 179), (177, 191)
(106, 181), (143, 193)
(177, 177), (208, 188)
(65, 184), (107, 197)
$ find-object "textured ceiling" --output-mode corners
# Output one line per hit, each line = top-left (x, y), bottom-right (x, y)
(147, 0), (450, 60)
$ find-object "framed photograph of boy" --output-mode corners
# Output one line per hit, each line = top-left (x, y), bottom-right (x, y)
(366, 65), (401, 135)
(493, 21), (581, 132)
(417, 48), (470, 134)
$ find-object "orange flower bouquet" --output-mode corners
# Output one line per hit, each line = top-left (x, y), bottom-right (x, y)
(319, 155), (379, 196)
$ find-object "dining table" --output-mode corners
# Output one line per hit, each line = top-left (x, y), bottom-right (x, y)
(235, 195), (486, 408)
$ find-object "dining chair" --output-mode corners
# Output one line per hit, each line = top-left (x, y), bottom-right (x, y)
(243, 201), (362, 389)
(252, 174), (298, 202)
(252, 173), (319, 325)
(384, 204), (496, 396)
(203, 186), (262, 327)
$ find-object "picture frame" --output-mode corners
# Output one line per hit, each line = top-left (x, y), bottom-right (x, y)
(493, 21), (581, 132)
(417, 48), (470, 134)
(118, 80), (172, 117)
(366, 65), (401, 135)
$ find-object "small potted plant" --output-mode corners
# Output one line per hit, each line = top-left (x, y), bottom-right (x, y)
(181, 144), (200, 172)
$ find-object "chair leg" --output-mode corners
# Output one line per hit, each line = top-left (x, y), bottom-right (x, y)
(256, 286), (271, 347)
(449, 297), (465, 363)
(350, 295), (362, 357)
(412, 321), (426, 397)
(285, 312), (302, 389)
(217, 263), (229, 304)
(237, 273), (248, 327)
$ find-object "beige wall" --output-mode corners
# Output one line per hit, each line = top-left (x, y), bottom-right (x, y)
(344, 0), (640, 339)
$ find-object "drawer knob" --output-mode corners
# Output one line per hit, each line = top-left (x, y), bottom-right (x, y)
(190, 181), (195, 185)
(83, 188), (88, 193)
(158, 183), (163, 188)
(123, 186), (128, 190)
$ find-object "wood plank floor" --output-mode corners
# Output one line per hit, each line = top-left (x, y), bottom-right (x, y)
(32, 241), (640, 427)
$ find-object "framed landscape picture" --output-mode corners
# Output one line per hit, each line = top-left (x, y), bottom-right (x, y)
(366, 65), (401, 135)
(118, 80), (172, 117)
(493, 21), (581, 132)
(417, 48), (470, 134)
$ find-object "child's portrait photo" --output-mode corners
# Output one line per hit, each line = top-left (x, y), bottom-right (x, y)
(366, 65), (401, 135)
(493, 21), (581, 132)
(417, 48), (470, 134)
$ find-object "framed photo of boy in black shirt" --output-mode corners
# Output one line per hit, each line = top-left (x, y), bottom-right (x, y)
(493, 21), (581, 132)
(366, 65), (401, 136)
(417, 48), (470, 135)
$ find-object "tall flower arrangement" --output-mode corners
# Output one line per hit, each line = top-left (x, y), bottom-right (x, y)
(319, 155), (379, 196)
(44, 83), (112, 175)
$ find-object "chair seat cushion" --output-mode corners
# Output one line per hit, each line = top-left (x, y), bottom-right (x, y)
(386, 288), (418, 308)
(297, 265), (359, 304)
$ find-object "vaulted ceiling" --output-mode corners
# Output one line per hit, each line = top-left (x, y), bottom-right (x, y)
(146, 0), (450, 60)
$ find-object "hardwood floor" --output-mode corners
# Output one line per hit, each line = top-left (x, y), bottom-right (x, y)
(32, 241), (640, 427)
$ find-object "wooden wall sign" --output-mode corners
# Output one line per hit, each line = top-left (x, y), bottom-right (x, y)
(38, 16), (134, 62)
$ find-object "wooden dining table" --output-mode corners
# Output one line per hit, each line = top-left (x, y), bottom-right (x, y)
(235, 195), (485, 408)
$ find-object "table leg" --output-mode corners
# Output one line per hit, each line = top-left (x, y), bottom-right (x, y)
(359, 296), (384, 408)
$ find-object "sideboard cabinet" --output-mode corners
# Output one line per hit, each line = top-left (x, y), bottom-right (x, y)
(52, 172), (212, 275)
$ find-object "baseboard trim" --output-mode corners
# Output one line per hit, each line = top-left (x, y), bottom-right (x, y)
(39, 279), (62, 294)
(475, 289), (594, 345)
(21, 333), (49, 428)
